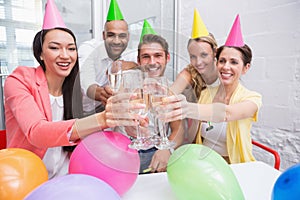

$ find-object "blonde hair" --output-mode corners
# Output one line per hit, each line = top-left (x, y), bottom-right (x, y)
(187, 33), (218, 53)
(186, 33), (218, 99)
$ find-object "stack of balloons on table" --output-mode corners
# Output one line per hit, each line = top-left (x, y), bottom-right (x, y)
(0, 131), (140, 199)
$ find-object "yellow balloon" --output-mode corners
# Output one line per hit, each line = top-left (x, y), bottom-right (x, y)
(0, 148), (48, 200)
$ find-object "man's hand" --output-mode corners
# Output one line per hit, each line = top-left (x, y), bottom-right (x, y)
(87, 84), (113, 106)
(121, 61), (138, 71)
(148, 149), (171, 173)
(96, 85), (113, 105)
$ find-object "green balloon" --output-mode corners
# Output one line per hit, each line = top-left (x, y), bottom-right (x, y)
(167, 144), (245, 200)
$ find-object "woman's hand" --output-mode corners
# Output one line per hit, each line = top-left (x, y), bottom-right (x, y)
(105, 93), (147, 127)
(155, 94), (190, 123)
(124, 117), (149, 138)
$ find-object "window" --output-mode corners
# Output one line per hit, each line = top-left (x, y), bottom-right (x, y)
(0, 0), (92, 129)
(0, 26), (6, 43)
(0, 0), (42, 73)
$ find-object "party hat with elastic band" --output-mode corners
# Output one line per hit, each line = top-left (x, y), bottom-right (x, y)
(42, 0), (66, 30)
(191, 8), (209, 39)
(225, 14), (244, 47)
(106, 0), (124, 21)
(140, 19), (157, 42)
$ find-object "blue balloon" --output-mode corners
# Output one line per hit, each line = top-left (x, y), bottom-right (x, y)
(24, 174), (121, 200)
(272, 163), (300, 200)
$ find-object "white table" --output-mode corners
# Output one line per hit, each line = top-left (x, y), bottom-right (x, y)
(122, 161), (281, 200)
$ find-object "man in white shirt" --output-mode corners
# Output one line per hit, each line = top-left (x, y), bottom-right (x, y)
(79, 0), (136, 115)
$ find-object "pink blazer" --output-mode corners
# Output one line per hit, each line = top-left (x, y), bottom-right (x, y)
(4, 66), (76, 158)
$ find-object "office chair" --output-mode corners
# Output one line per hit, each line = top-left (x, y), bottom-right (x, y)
(252, 139), (280, 170)
(0, 129), (6, 149)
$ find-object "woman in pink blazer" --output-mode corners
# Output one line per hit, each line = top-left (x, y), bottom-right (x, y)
(4, 27), (143, 178)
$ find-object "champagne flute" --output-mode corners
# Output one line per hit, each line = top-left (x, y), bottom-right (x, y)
(123, 70), (153, 150)
(143, 77), (161, 145)
(108, 60), (122, 94)
(149, 76), (176, 150)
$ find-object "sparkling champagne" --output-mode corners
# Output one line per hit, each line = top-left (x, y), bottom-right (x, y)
(108, 72), (122, 93)
(151, 95), (165, 107)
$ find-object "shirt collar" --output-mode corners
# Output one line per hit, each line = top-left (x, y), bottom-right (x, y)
(49, 94), (64, 107)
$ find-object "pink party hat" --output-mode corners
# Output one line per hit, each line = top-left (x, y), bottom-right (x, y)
(225, 14), (244, 47)
(42, 0), (67, 30)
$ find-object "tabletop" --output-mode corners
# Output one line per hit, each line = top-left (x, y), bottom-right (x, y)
(122, 161), (281, 200)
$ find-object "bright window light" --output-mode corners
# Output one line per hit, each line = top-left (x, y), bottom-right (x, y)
(0, 26), (6, 42)
(15, 29), (35, 46)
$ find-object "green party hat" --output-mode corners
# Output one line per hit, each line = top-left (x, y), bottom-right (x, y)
(140, 19), (157, 42)
(106, 0), (124, 21)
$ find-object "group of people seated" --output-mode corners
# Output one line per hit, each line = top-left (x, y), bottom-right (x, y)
(3, 0), (261, 178)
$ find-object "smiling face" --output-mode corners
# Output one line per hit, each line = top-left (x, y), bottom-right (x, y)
(103, 20), (129, 61)
(217, 47), (250, 87)
(188, 39), (216, 76)
(40, 29), (77, 81)
(138, 42), (170, 77)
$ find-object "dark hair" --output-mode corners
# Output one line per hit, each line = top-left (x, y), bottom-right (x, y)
(32, 28), (83, 120)
(216, 44), (252, 66)
(104, 19), (128, 27)
(138, 34), (169, 59)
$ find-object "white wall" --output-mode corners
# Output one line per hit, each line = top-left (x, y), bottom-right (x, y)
(175, 0), (300, 170)
(64, 0), (299, 170)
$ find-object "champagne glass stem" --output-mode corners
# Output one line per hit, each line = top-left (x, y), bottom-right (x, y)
(136, 120), (141, 141)
(158, 119), (168, 142)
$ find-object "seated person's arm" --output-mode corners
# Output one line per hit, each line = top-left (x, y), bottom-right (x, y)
(159, 94), (261, 123)
(223, 101), (259, 122)
(170, 68), (192, 95)
(168, 120), (185, 148)
(120, 60), (138, 71)
(70, 93), (146, 141)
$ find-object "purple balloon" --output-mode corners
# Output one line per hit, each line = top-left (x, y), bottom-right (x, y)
(24, 174), (121, 200)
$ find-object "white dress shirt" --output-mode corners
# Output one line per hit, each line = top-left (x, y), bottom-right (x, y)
(79, 39), (137, 113)
(42, 94), (69, 179)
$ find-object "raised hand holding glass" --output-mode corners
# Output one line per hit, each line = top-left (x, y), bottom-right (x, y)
(122, 70), (153, 150)
(146, 76), (176, 150)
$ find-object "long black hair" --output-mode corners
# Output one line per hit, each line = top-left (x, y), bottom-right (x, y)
(33, 28), (83, 152)
(32, 28), (83, 119)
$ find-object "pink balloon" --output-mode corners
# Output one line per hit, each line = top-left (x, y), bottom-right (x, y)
(69, 131), (140, 196)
